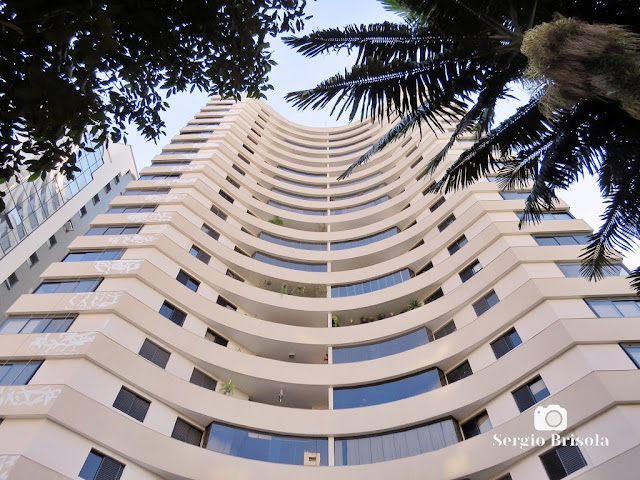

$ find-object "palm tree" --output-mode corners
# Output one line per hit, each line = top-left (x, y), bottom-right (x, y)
(284, 0), (640, 290)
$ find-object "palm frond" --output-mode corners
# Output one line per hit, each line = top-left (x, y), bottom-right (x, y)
(422, 77), (511, 179)
(629, 266), (640, 293)
(283, 22), (453, 63)
(286, 55), (476, 122)
(425, 90), (548, 194)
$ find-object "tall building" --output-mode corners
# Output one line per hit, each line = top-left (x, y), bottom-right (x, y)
(1, 97), (639, 480)
(0, 143), (138, 321)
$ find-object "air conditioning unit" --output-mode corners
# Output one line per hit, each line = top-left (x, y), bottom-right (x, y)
(304, 451), (321, 466)
(64, 220), (74, 232)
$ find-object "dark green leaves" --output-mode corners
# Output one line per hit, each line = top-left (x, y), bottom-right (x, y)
(0, 0), (308, 210)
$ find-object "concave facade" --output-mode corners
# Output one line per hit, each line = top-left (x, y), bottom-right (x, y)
(2, 97), (640, 480)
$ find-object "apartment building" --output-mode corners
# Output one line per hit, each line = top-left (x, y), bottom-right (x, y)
(0, 143), (138, 321)
(1, 97), (639, 480)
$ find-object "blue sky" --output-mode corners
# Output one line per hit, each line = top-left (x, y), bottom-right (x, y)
(123, 0), (638, 269)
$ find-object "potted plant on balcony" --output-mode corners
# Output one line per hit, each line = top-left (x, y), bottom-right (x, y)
(220, 379), (236, 396)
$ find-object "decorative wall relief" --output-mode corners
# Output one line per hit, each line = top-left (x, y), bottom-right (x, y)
(93, 260), (142, 275)
(29, 332), (96, 355)
(143, 193), (187, 203)
(126, 211), (173, 223)
(171, 165), (204, 172)
(106, 234), (158, 246)
(0, 386), (62, 407)
(154, 178), (197, 186)
(0, 454), (19, 480)
(67, 292), (122, 310)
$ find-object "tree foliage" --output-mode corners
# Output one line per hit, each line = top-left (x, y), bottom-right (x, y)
(285, 0), (640, 291)
(0, 0), (308, 208)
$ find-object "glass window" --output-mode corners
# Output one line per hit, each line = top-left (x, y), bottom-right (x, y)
(254, 252), (327, 272)
(461, 411), (493, 439)
(429, 197), (445, 211)
(0, 315), (75, 334)
(217, 296), (237, 311)
(277, 165), (326, 178)
(210, 204), (228, 221)
(331, 196), (389, 215)
(335, 418), (460, 465)
(107, 205), (156, 213)
(501, 191), (530, 200)
(267, 201), (326, 216)
(275, 176), (325, 189)
(621, 343), (640, 368)
(34, 278), (102, 294)
(205, 329), (229, 347)
(473, 290), (500, 316)
(189, 245), (211, 264)
(86, 225), (142, 236)
(205, 422), (328, 465)
(558, 262), (628, 277)
(491, 329), (522, 359)
(433, 320), (456, 340)
(334, 368), (444, 408)
(0, 361), (42, 385)
(176, 270), (199, 292)
(447, 235), (468, 255)
(333, 328), (431, 363)
(123, 188), (170, 196)
(585, 298), (640, 317)
(272, 188), (325, 202)
(79, 450), (125, 480)
(159, 301), (187, 327)
(460, 260), (482, 282)
(512, 376), (550, 412)
(438, 214), (456, 232)
(446, 360), (473, 384)
(332, 228), (399, 250)
(332, 269), (412, 298)
(63, 250), (124, 262)
(517, 211), (574, 221)
(540, 445), (587, 480)
(259, 232), (327, 251)
(534, 234), (590, 246)
(201, 223), (220, 240)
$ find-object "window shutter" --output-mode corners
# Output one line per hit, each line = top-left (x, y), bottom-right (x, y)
(95, 456), (124, 480)
(172, 418), (203, 446)
(540, 448), (567, 480)
(190, 369), (218, 391)
(491, 337), (511, 359)
(512, 385), (536, 412)
(557, 445), (587, 476)
(113, 388), (135, 414)
(129, 395), (150, 422)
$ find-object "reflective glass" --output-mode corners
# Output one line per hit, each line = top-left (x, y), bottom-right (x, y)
(332, 269), (412, 297)
(331, 196), (389, 215)
(205, 422), (328, 465)
(334, 368), (443, 408)
(267, 201), (326, 216)
(332, 228), (398, 250)
(335, 418), (459, 465)
(254, 252), (327, 272)
(259, 232), (326, 251)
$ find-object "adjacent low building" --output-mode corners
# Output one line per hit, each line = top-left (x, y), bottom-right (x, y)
(1, 97), (639, 480)
(0, 143), (138, 320)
